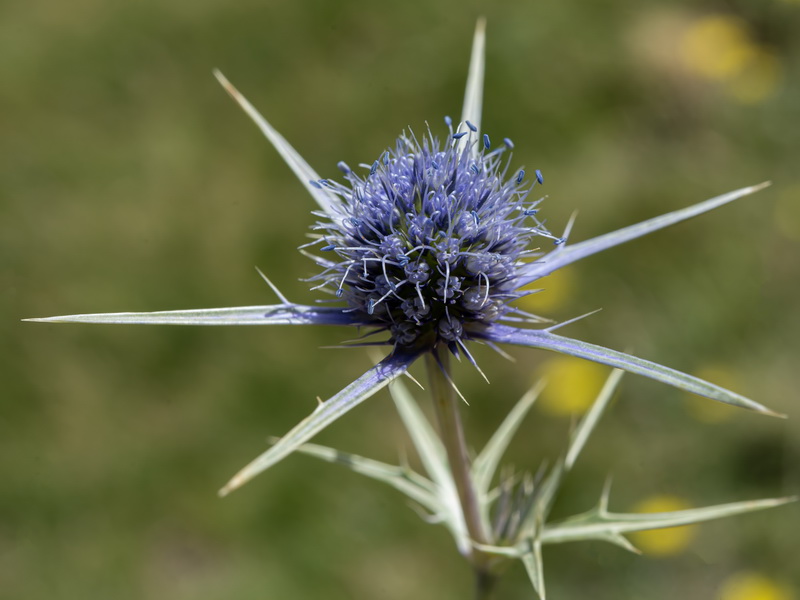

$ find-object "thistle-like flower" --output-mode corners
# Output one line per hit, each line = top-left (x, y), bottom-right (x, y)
(310, 123), (555, 356)
(27, 19), (779, 499)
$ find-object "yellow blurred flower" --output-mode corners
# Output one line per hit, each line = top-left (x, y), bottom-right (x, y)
(683, 365), (741, 423)
(682, 16), (755, 81)
(680, 14), (781, 104)
(516, 267), (575, 315)
(717, 571), (794, 600)
(535, 356), (607, 416)
(629, 495), (697, 556)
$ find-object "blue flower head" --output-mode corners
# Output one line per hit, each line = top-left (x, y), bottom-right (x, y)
(311, 124), (554, 356)
(27, 20), (777, 496)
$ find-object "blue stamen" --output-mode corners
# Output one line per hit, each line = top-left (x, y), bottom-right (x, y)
(337, 161), (351, 174)
(452, 132), (468, 140)
(483, 134), (491, 149)
(516, 169), (525, 184)
(503, 138), (514, 149)
(535, 169), (544, 185)
(370, 161), (378, 175)
(444, 116), (452, 127)
(309, 180), (322, 189)
(466, 120), (477, 132)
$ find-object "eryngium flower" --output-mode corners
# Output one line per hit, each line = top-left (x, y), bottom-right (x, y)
(310, 124), (555, 356)
(26, 20), (778, 496)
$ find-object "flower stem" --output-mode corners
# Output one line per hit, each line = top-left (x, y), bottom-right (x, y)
(425, 350), (493, 581)
(474, 568), (498, 600)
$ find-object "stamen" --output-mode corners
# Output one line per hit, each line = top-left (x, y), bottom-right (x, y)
(480, 273), (490, 306)
(380, 256), (393, 289)
(483, 134), (491, 149)
(466, 120), (477, 132)
(415, 283), (426, 310)
(374, 283), (405, 308)
(516, 169), (525, 184)
(336, 263), (356, 297)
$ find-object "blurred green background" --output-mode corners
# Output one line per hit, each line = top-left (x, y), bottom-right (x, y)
(3, 0), (799, 598)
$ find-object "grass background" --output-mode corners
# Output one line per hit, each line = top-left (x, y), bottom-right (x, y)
(2, 0), (799, 598)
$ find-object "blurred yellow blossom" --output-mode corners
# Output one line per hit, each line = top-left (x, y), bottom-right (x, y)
(535, 356), (607, 416)
(682, 16), (755, 80)
(680, 14), (781, 104)
(717, 571), (794, 600)
(516, 267), (575, 315)
(630, 495), (697, 556)
(683, 365), (742, 423)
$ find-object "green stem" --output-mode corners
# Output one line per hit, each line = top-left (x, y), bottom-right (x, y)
(425, 351), (492, 570)
(474, 568), (498, 600)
